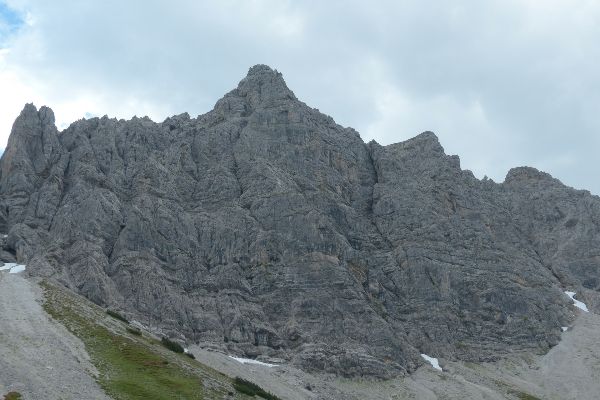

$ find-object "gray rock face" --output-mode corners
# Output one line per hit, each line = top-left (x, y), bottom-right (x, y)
(1, 65), (598, 378)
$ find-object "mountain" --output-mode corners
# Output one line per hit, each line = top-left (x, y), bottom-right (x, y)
(1, 64), (598, 379)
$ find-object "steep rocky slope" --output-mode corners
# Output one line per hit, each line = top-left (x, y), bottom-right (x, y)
(185, 312), (600, 400)
(0, 270), (262, 399)
(1, 65), (598, 378)
(0, 272), (111, 399)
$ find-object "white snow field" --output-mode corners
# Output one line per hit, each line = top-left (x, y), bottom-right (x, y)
(0, 262), (26, 273)
(229, 356), (277, 367)
(565, 291), (589, 312)
(420, 353), (443, 371)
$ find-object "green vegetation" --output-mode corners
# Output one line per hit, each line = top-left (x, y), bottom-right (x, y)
(126, 326), (142, 336)
(493, 379), (542, 400)
(3, 392), (22, 400)
(492, 377), (543, 400)
(233, 377), (282, 400)
(41, 281), (238, 400)
(513, 392), (542, 400)
(106, 309), (129, 324)
(161, 337), (184, 353)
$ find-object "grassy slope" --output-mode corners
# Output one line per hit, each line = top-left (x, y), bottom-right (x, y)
(41, 281), (249, 400)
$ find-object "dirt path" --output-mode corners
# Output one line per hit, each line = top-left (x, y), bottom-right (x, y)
(0, 272), (111, 399)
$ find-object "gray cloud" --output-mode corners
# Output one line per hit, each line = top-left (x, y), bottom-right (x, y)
(1, 0), (599, 194)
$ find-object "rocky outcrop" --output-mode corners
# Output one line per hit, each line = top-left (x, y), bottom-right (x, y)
(1, 65), (598, 378)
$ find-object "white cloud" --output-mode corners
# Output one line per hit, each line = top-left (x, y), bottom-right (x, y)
(0, 49), (39, 141)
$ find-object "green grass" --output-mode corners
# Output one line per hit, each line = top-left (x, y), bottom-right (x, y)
(41, 282), (231, 400)
(494, 379), (542, 400)
(513, 392), (542, 400)
(3, 392), (22, 400)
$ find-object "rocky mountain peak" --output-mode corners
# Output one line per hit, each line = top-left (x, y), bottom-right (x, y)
(246, 63), (277, 76)
(233, 64), (297, 107)
(13, 103), (56, 132)
(504, 166), (561, 186)
(39, 105), (56, 126)
(368, 130), (458, 182)
(405, 130), (444, 152)
(19, 102), (38, 117)
(4, 103), (57, 172)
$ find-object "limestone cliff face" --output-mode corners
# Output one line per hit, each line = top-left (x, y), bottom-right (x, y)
(1, 65), (598, 378)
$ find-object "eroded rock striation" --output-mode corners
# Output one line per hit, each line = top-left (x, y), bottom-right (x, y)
(1, 65), (599, 378)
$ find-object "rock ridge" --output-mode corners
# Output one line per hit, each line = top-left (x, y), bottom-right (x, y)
(1, 65), (599, 378)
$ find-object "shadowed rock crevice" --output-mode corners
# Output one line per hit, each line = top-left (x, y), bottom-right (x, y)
(1, 65), (599, 378)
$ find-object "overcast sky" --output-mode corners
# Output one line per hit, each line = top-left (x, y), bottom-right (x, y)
(1, 0), (598, 194)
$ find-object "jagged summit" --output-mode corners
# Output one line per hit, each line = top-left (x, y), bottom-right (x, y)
(398, 130), (444, 153)
(19, 102), (38, 117)
(211, 64), (299, 117)
(14, 103), (56, 129)
(233, 64), (297, 107)
(504, 166), (562, 186)
(246, 63), (277, 76)
(5, 68), (580, 199)
(414, 130), (439, 141)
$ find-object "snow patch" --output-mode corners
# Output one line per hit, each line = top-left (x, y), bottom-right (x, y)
(561, 327), (568, 332)
(229, 356), (277, 367)
(9, 264), (25, 274)
(565, 291), (589, 312)
(420, 353), (442, 371)
(0, 263), (26, 274)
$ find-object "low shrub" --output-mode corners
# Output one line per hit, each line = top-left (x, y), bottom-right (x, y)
(260, 391), (282, 400)
(106, 309), (129, 324)
(514, 392), (542, 400)
(161, 337), (184, 353)
(3, 392), (22, 400)
(126, 326), (142, 336)
(233, 377), (281, 400)
(233, 378), (259, 396)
